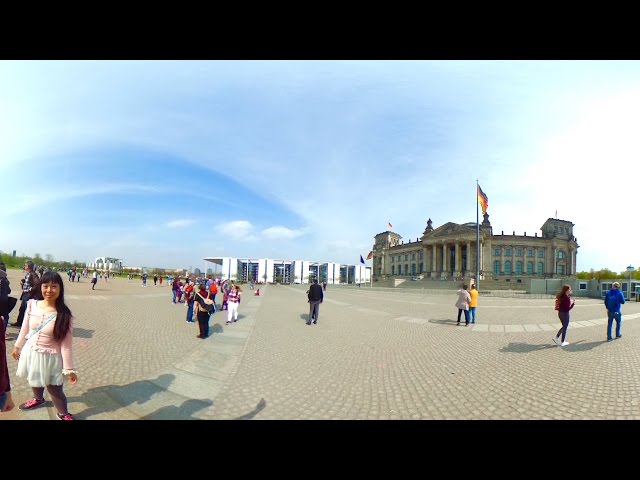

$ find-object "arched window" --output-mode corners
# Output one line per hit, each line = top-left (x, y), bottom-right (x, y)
(405, 264), (409, 274)
(504, 261), (512, 274)
(494, 260), (500, 274)
(515, 261), (522, 275)
(392, 266), (395, 275)
(537, 262), (544, 274)
(398, 265), (401, 274)
(527, 262), (533, 274)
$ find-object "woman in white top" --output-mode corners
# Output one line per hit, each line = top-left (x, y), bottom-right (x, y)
(455, 284), (471, 326)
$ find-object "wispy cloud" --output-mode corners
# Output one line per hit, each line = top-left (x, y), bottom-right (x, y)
(261, 226), (307, 240)
(167, 219), (196, 228)
(216, 220), (257, 241)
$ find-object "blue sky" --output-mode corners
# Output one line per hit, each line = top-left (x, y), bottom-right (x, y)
(1, 60), (638, 272)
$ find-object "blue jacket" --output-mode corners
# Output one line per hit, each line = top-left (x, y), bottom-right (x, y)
(605, 289), (625, 313)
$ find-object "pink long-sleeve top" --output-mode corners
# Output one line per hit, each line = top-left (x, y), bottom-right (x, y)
(14, 299), (74, 370)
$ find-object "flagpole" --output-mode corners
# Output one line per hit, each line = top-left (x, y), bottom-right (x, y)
(476, 180), (480, 290)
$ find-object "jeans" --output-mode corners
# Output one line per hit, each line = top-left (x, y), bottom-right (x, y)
(172, 290), (177, 303)
(556, 311), (570, 342)
(186, 302), (194, 322)
(457, 309), (470, 324)
(469, 307), (476, 323)
(607, 311), (622, 340)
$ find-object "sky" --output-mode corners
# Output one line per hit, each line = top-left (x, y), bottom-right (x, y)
(0, 60), (638, 273)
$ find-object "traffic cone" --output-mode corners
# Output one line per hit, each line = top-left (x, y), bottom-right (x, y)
(255, 288), (260, 296)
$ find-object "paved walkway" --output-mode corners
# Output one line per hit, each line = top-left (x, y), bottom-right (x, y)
(3, 271), (640, 419)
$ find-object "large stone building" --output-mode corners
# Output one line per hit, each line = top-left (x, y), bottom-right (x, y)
(371, 214), (579, 283)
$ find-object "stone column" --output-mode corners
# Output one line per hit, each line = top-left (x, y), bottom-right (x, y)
(431, 244), (437, 277)
(454, 243), (460, 278)
(466, 241), (471, 276)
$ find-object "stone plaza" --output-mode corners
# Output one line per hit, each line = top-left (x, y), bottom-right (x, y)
(3, 270), (640, 420)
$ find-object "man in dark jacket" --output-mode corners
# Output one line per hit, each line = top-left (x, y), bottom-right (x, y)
(306, 279), (324, 325)
(11, 260), (40, 327)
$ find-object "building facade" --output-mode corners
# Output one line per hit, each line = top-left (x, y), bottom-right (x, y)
(203, 257), (371, 284)
(87, 256), (123, 273)
(372, 214), (579, 283)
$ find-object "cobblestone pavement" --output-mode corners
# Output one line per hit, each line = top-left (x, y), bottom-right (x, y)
(3, 270), (640, 420)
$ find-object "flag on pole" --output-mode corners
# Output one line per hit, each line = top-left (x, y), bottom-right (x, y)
(360, 255), (365, 265)
(388, 222), (393, 229)
(366, 250), (373, 260)
(477, 185), (488, 215)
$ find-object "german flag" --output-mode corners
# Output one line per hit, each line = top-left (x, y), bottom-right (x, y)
(477, 185), (488, 215)
(366, 250), (373, 260)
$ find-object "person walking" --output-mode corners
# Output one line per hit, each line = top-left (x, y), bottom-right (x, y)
(605, 281), (625, 342)
(306, 279), (324, 325)
(153, 275), (158, 286)
(91, 270), (98, 290)
(226, 284), (242, 325)
(184, 280), (195, 323)
(11, 271), (78, 420)
(553, 284), (575, 347)
(468, 284), (479, 324)
(455, 284), (471, 326)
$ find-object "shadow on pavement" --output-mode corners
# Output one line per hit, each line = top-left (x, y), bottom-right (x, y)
(139, 398), (213, 420)
(428, 318), (456, 325)
(69, 373), (176, 419)
(234, 397), (267, 420)
(72, 327), (94, 339)
(500, 342), (560, 353)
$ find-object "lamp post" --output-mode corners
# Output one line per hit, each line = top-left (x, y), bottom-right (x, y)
(627, 265), (635, 301)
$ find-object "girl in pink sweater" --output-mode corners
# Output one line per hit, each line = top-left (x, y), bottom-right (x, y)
(12, 271), (77, 420)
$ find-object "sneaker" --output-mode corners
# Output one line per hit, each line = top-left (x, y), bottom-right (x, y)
(552, 337), (561, 346)
(616, 335), (622, 339)
(560, 341), (569, 347)
(56, 412), (75, 420)
(607, 338), (613, 342)
(19, 398), (45, 410)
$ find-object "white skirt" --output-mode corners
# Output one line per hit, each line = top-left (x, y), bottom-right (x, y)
(16, 340), (64, 387)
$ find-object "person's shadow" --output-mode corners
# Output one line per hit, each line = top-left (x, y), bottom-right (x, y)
(499, 342), (557, 353)
(68, 373), (183, 420)
(139, 398), (213, 420)
(234, 398), (267, 420)
(299, 314), (311, 324)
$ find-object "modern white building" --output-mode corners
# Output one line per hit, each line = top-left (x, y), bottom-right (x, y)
(203, 257), (371, 285)
(87, 256), (123, 273)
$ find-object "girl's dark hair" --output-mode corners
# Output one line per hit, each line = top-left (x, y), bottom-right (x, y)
(39, 271), (73, 342)
(556, 284), (571, 300)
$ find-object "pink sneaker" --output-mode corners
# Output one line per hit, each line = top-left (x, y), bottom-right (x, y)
(18, 397), (45, 410)
(57, 412), (75, 420)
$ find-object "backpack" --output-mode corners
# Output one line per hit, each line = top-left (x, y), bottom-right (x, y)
(605, 290), (620, 312)
(554, 298), (560, 311)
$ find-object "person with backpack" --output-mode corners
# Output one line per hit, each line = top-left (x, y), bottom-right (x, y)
(605, 281), (625, 342)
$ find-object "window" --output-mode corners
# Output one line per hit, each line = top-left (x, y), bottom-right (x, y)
(538, 249), (544, 258)
(537, 262), (544, 274)
(515, 261), (522, 275)
(504, 261), (512, 274)
(505, 248), (512, 256)
(391, 256), (394, 263)
(494, 248), (500, 256)
(419, 250), (423, 259)
(557, 251), (565, 259)
(411, 253), (415, 260)
(579, 282), (587, 290)
(404, 264), (409, 274)
(392, 266), (395, 275)
(516, 247), (523, 257)
(557, 264), (565, 275)
(494, 260), (500, 274)
(526, 262), (533, 274)
(405, 255), (408, 261)
(527, 249), (533, 257)
(398, 265), (401, 274)
(412, 264), (416, 274)
(419, 262), (423, 273)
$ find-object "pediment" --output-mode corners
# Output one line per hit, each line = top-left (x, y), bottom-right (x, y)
(425, 222), (476, 239)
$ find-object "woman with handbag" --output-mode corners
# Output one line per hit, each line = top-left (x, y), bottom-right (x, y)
(194, 284), (213, 339)
(11, 271), (78, 420)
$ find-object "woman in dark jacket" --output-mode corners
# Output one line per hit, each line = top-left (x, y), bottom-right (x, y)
(553, 285), (575, 347)
(194, 284), (212, 339)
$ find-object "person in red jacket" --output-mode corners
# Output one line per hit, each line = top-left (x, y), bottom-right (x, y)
(553, 285), (575, 347)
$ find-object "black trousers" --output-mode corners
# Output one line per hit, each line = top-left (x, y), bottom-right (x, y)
(197, 311), (210, 338)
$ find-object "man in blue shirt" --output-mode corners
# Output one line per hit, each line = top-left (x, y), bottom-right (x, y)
(605, 282), (625, 341)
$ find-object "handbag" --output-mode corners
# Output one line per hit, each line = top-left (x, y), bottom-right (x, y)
(7, 296), (18, 313)
(196, 293), (213, 312)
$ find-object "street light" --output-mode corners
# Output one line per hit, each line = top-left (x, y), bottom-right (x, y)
(627, 265), (635, 301)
